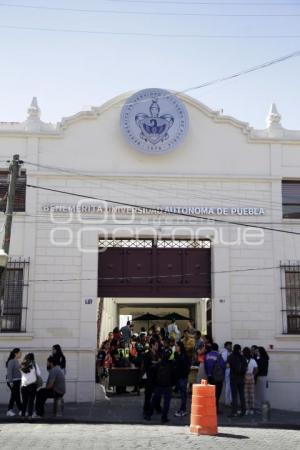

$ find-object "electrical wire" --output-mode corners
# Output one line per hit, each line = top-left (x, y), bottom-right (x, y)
(107, 0), (300, 5)
(0, 2), (299, 16)
(26, 183), (300, 236)
(1, 24), (300, 39)
(17, 265), (279, 284)
(23, 160), (291, 213)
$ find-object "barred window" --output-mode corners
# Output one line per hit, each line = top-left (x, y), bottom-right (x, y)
(0, 258), (29, 332)
(282, 180), (300, 219)
(281, 264), (300, 334)
(0, 170), (26, 212)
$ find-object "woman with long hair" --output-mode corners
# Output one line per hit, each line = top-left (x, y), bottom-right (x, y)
(255, 346), (270, 411)
(174, 341), (191, 417)
(20, 353), (41, 420)
(6, 348), (22, 416)
(243, 347), (258, 415)
(52, 345), (66, 373)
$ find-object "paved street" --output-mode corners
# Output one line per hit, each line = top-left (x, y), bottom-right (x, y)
(0, 423), (300, 450)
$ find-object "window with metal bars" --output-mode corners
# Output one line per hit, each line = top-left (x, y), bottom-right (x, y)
(282, 180), (300, 219)
(280, 263), (300, 334)
(98, 238), (211, 249)
(0, 258), (29, 332)
(0, 170), (26, 212)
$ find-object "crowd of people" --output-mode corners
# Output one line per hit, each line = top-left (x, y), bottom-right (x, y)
(97, 319), (270, 422)
(5, 344), (66, 420)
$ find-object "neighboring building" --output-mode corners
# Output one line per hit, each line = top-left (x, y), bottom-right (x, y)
(0, 91), (300, 410)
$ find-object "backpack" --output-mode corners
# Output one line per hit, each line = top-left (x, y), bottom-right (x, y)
(212, 355), (224, 382)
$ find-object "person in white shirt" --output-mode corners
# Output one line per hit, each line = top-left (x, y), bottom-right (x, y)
(20, 353), (41, 419)
(167, 320), (180, 341)
(242, 347), (258, 415)
(221, 341), (232, 407)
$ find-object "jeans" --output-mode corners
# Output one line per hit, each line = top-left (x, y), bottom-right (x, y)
(177, 378), (188, 412)
(7, 380), (22, 411)
(230, 378), (246, 415)
(207, 376), (223, 411)
(151, 386), (172, 420)
(21, 383), (37, 416)
(35, 388), (63, 417)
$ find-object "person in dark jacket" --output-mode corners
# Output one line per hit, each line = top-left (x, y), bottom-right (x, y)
(147, 349), (176, 423)
(227, 344), (247, 417)
(174, 341), (191, 417)
(142, 338), (160, 418)
(205, 343), (225, 414)
(255, 346), (269, 411)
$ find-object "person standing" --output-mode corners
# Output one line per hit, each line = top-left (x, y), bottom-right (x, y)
(6, 348), (22, 417)
(142, 338), (160, 419)
(227, 344), (247, 417)
(148, 349), (176, 424)
(204, 343), (225, 414)
(174, 341), (191, 417)
(255, 346), (269, 411)
(221, 341), (232, 407)
(167, 319), (180, 342)
(52, 345), (66, 374)
(35, 356), (66, 418)
(20, 353), (41, 420)
(120, 321), (132, 344)
(242, 347), (258, 415)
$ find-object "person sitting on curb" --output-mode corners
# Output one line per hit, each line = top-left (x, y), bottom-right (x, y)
(34, 355), (65, 418)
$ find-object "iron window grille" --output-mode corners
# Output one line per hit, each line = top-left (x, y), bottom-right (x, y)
(99, 238), (211, 249)
(282, 180), (300, 219)
(0, 170), (26, 212)
(0, 257), (29, 332)
(280, 262), (300, 334)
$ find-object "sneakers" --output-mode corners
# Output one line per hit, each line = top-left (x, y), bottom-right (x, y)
(32, 413), (42, 419)
(174, 410), (187, 417)
(6, 410), (15, 417)
(249, 409), (255, 415)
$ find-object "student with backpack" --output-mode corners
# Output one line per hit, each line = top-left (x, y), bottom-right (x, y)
(227, 344), (247, 417)
(147, 348), (176, 424)
(204, 343), (225, 414)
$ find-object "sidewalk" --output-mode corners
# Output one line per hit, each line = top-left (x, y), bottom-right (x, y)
(1, 392), (299, 428)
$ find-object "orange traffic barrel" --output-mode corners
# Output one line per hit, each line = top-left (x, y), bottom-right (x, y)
(190, 379), (218, 436)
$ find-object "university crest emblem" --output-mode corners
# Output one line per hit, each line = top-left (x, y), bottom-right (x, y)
(120, 88), (189, 154)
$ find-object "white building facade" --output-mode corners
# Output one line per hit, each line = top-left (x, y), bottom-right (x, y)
(0, 91), (299, 410)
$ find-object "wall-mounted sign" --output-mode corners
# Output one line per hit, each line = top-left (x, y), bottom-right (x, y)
(42, 204), (265, 216)
(120, 88), (189, 155)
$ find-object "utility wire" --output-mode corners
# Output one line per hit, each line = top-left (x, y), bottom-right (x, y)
(1, 24), (300, 39)
(23, 160), (291, 212)
(21, 265), (279, 284)
(108, 0), (300, 5)
(26, 183), (300, 236)
(0, 3), (299, 16)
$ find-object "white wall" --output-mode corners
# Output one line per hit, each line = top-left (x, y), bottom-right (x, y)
(0, 93), (300, 408)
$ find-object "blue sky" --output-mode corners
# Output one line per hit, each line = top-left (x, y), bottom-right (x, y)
(0, 0), (299, 128)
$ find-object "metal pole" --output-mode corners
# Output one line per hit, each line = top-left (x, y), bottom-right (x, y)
(0, 154), (22, 330)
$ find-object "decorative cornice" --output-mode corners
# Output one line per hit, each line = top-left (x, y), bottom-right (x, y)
(0, 92), (299, 143)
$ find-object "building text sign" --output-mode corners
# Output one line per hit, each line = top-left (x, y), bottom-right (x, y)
(42, 204), (265, 216)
